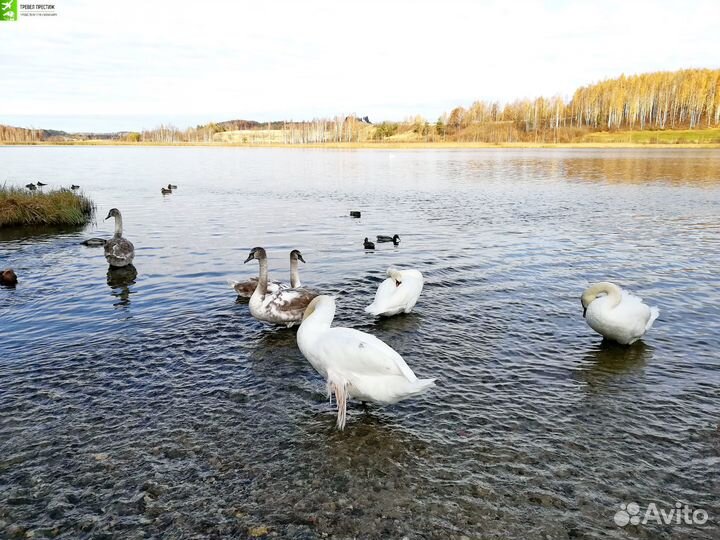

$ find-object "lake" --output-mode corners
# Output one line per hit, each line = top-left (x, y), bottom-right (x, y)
(1, 147), (719, 539)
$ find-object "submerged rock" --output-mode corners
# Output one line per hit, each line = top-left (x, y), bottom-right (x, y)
(248, 525), (270, 537)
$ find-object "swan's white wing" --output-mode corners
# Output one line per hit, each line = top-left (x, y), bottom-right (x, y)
(620, 288), (644, 304)
(373, 277), (398, 303)
(365, 278), (400, 315)
(316, 327), (418, 382)
(395, 275), (423, 305)
(617, 289), (653, 321)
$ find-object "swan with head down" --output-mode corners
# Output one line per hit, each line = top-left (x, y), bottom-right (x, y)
(244, 247), (318, 327)
(104, 208), (135, 268)
(298, 295), (435, 430)
(580, 281), (659, 345)
(365, 267), (423, 317)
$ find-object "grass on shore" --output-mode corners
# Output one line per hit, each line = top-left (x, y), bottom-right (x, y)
(582, 127), (720, 144)
(3, 127), (720, 148)
(0, 185), (96, 228)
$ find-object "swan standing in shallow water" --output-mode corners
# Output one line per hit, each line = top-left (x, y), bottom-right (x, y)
(230, 249), (306, 298)
(581, 282), (659, 344)
(298, 296), (435, 430)
(245, 247), (318, 327)
(365, 267), (424, 317)
(104, 209), (135, 268)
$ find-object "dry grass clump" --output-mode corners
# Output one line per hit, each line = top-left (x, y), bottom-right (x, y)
(0, 185), (95, 228)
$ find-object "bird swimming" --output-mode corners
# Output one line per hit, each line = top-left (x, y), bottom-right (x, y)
(161, 187), (172, 195)
(104, 208), (135, 268)
(580, 281), (659, 344)
(81, 238), (107, 247)
(229, 249), (308, 298)
(377, 234), (400, 245)
(244, 247), (319, 327)
(1, 268), (18, 286)
(167, 184), (178, 189)
(365, 267), (424, 316)
(363, 238), (375, 250)
(297, 295), (435, 430)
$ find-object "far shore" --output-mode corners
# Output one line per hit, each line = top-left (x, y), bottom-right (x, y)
(2, 140), (719, 149)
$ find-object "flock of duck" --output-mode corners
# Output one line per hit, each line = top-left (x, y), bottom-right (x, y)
(24, 182), (79, 191)
(1, 205), (662, 430)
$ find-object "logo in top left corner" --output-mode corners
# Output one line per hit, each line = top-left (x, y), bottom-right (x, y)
(1, 0), (18, 21)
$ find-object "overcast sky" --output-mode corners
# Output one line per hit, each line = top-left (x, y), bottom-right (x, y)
(1, 0), (719, 132)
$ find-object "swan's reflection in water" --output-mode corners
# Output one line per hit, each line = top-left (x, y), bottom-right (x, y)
(370, 312), (423, 334)
(106, 264), (137, 307)
(577, 339), (653, 388)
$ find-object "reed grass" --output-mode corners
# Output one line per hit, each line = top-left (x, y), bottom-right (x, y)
(0, 185), (96, 228)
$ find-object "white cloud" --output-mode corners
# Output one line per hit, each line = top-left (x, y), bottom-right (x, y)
(1, 0), (718, 131)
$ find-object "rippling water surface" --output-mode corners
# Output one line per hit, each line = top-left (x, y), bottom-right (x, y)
(1, 147), (719, 539)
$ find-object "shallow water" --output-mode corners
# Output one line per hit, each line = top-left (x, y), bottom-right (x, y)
(1, 147), (719, 539)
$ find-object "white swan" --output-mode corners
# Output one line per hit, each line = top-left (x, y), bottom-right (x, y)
(104, 208), (135, 268)
(365, 267), (424, 317)
(245, 247), (318, 327)
(581, 282), (659, 344)
(229, 249), (307, 298)
(298, 295), (435, 429)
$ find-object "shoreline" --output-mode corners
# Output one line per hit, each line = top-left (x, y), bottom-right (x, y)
(2, 141), (719, 149)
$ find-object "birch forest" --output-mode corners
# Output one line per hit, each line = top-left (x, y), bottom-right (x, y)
(1, 68), (718, 143)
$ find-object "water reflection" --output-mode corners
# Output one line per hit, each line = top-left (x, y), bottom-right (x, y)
(254, 326), (299, 352)
(106, 264), (137, 306)
(577, 340), (653, 388)
(0, 223), (85, 242)
(563, 154), (720, 185)
(371, 312), (424, 334)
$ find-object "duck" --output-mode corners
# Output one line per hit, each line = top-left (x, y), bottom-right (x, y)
(350, 211), (361, 218)
(167, 184), (178, 189)
(161, 187), (172, 195)
(244, 247), (319, 327)
(377, 234), (400, 245)
(580, 282), (659, 344)
(1, 268), (18, 286)
(36, 181), (47, 187)
(25, 183), (37, 191)
(365, 267), (424, 316)
(104, 208), (135, 267)
(81, 238), (107, 247)
(297, 295), (435, 430)
(229, 248), (308, 298)
(363, 238), (375, 250)
(70, 184), (80, 190)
